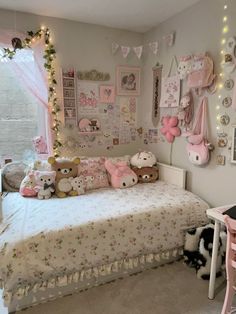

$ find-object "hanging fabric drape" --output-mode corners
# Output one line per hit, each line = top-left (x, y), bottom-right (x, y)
(0, 29), (53, 154)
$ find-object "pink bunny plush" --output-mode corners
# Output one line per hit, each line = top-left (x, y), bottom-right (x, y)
(160, 116), (181, 143)
(105, 160), (138, 189)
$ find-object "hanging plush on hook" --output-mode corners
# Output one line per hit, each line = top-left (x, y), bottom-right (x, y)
(177, 91), (194, 130)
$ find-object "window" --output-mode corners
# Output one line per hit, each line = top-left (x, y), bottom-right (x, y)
(0, 49), (40, 161)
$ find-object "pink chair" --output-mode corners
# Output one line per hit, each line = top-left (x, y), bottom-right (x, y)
(222, 216), (236, 314)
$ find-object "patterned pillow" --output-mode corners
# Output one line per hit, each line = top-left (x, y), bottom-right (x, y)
(2, 161), (27, 192)
(78, 158), (109, 191)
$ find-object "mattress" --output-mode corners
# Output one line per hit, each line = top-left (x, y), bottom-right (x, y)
(0, 181), (209, 305)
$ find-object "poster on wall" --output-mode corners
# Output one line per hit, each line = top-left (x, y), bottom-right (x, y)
(77, 81), (99, 115)
(119, 97), (137, 126)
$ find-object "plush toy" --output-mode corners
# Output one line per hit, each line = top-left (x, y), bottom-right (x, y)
(130, 151), (157, 169)
(48, 157), (80, 198)
(177, 91), (194, 129)
(132, 167), (159, 183)
(19, 172), (37, 197)
(105, 160), (137, 189)
(34, 171), (56, 200)
(184, 224), (226, 280)
(32, 136), (48, 154)
(69, 176), (85, 195)
(160, 116), (181, 143)
(177, 55), (192, 80)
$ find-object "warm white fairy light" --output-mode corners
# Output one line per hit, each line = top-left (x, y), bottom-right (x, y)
(216, 1), (229, 132)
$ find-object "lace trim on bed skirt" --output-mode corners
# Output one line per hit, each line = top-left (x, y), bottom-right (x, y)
(1, 247), (183, 306)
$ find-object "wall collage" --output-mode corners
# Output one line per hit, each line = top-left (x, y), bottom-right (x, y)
(60, 67), (140, 153)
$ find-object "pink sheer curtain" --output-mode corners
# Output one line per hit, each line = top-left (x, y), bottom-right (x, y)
(0, 29), (53, 154)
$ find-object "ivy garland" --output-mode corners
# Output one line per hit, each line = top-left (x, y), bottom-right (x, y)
(2, 27), (62, 157)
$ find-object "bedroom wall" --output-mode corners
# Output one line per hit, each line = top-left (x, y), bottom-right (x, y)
(0, 9), (143, 158)
(140, 0), (236, 207)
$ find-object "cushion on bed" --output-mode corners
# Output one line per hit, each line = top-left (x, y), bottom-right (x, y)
(2, 161), (27, 192)
(78, 157), (109, 190)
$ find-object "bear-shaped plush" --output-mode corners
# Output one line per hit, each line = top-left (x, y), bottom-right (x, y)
(34, 170), (56, 200)
(48, 157), (80, 198)
(69, 176), (85, 195)
(130, 151), (157, 169)
(132, 167), (159, 183)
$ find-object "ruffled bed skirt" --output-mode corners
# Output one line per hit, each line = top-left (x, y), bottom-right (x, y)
(1, 247), (183, 311)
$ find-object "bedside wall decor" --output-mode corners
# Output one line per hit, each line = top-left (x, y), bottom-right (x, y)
(77, 69), (110, 81)
(116, 66), (141, 96)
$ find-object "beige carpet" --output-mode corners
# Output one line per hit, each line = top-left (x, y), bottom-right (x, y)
(0, 262), (228, 314)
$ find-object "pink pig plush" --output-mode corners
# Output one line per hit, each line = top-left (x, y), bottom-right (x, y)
(160, 116), (181, 143)
(105, 160), (138, 189)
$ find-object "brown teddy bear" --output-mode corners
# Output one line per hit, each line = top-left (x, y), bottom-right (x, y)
(132, 167), (159, 183)
(48, 157), (80, 198)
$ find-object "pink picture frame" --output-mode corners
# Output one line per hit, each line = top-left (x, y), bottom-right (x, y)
(116, 66), (141, 96)
(99, 85), (115, 103)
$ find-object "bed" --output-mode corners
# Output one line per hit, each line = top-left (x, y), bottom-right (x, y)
(0, 163), (209, 313)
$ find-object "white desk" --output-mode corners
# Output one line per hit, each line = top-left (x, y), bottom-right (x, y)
(207, 205), (235, 300)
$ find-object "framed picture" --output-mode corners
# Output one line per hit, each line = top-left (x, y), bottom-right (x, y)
(116, 66), (141, 96)
(100, 85), (115, 103)
(231, 125), (236, 164)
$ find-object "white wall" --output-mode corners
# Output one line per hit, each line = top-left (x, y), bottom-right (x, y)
(0, 9), (143, 158)
(141, 0), (236, 206)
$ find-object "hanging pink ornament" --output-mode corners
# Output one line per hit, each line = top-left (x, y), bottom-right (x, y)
(160, 116), (181, 143)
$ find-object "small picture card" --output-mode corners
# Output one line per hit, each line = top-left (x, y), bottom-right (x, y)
(99, 85), (115, 103)
(216, 155), (226, 166)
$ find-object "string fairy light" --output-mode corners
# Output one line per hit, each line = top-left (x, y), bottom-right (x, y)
(1, 27), (62, 157)
(216, 0), (230, 133)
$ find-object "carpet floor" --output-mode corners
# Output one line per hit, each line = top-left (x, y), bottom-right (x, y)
(0, 261), (229, 314)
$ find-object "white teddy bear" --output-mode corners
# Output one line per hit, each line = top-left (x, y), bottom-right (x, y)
(130, 151), (157, 169)
(69, 176), (85, 195)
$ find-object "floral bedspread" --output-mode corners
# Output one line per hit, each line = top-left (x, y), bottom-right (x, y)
(0, 181), (209, 300)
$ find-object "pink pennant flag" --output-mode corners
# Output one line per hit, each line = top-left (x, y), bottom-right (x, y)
(121, 46), (131, 58)
(133, 46), (143, 59)
(149, 41), (159, 55)
(111, 42), (119, 55)
(163, 32), (175, 47)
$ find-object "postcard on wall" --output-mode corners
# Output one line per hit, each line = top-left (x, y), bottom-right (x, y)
(119, 97), (136, 126)
(77, 81), (99, 115)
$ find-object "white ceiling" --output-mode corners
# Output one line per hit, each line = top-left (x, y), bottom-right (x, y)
(0, 0), (201, 33)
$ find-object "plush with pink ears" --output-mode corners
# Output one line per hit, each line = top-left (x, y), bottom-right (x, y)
(160, 116), (181, 143)
(105, 160), (138, 189)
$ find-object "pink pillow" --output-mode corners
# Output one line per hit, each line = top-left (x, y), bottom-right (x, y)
(78, 158), (109, 191)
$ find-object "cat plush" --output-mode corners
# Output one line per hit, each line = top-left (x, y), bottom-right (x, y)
(34, 171), (56, 200)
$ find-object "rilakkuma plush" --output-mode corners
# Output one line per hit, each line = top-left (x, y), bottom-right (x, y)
(130, 151), (157, 169)
(48, 157), (80, 198)
(105, 160), (138, 189)
(132, 167), (159, 183)
(34, 171), (56, 200)
(69, 176), (85, 195)
(183, 224), (226, 280)
(32, 136), (48, 154)
(20, 172), (37, 197)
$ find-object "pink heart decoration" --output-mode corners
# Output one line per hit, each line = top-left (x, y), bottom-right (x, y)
(160, 116), (181, 143)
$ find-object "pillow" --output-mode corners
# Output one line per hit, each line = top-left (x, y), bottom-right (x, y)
(2, 161), (27, 192)
(78, 158), (109, 191)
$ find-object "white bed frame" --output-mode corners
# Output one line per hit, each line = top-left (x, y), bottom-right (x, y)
(0, 164), (186, 223)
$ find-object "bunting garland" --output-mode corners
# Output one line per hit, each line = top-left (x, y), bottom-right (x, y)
(112, 32), (175, 59)
(1, 27), (62, 157)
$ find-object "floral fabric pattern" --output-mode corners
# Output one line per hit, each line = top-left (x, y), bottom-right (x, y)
(0, 181), (209, 299)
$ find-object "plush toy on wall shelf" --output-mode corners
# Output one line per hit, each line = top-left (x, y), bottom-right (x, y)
(48, 157), (81, 198)
(78, 118), (101, 135)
